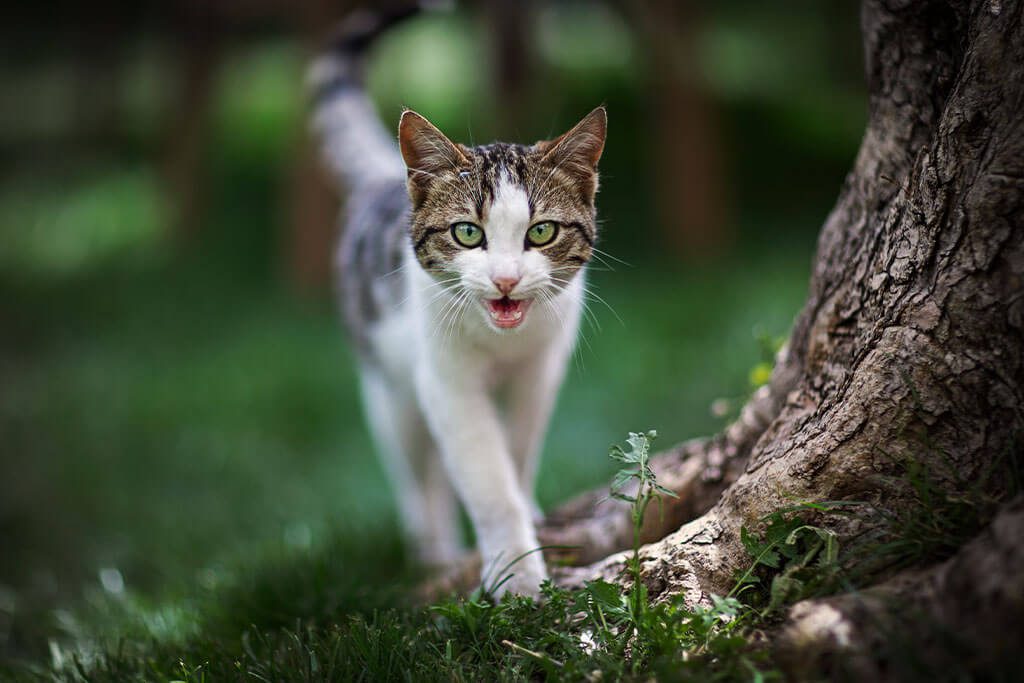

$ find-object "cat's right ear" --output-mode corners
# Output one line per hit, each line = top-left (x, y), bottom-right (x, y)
(536, 107), (607, 172)
(535, 107), (607, 201)
(399, 110), (469, 200)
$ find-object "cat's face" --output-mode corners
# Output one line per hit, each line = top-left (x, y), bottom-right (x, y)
(399, 108), (606, 331)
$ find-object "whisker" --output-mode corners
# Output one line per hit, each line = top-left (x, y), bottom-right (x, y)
(396, 275), (461, 308)
(442, 288), (474, 348)
(591, 246), (632, 269)
(580, 286), (623, 328)
(548, 274), (622, 329)
(447, 289), (474, 348)
(430, 287), (468, 342)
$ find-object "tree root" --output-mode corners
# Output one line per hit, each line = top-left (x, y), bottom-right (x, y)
(539, 435), (729, 566)
(539, 342), (801, 567)
(774, 497), (1024, 681)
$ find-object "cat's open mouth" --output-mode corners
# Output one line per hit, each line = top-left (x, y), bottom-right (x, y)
(485, 297), (533, 329)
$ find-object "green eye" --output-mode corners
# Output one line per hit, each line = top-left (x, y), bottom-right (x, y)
(451, 222), (484, 248)
(526, 221), (559, 247)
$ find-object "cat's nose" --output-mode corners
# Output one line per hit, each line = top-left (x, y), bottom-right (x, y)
(492, 276), (520, 296)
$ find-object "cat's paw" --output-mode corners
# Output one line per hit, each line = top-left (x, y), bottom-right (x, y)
(484, 552), (548, 600)
(494, 571), (545, 600)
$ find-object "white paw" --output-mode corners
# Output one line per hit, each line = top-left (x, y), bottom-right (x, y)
(483, 551), (547, 599)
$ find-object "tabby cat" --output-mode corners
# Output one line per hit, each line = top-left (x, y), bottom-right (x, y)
(309, 9), (606, 597)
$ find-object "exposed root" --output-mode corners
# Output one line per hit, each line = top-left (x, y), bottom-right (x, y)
(774, 497), (1024, 681)
(540, 343), (800, 566)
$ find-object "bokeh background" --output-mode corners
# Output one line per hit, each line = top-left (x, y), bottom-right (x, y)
(1, 0), (864, 665)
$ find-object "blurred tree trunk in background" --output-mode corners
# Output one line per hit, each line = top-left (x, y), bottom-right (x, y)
(630, 0), (731, 260)
(157, 0), (345, 277)
(284, 0), (345, 292)
(542, 0), (1023, 676)
(285, 133), (341, 292)
(163, 2), (224, 246)
(484, 0), (535, 139)
(71, 5), (126, 145)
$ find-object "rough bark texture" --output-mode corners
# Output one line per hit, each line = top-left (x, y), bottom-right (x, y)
(775, 496), (1024, 681)
(538, 0), (1023, 671)
(539, 350), (801, 566)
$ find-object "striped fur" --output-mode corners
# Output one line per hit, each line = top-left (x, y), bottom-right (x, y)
(406, 140), (599, 277)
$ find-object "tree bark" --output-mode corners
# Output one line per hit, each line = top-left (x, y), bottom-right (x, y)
(774, 496), (1024, 681)
(537, 0), (1023, 672)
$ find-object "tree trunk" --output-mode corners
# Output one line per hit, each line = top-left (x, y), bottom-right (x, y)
(538, 0), (1023, 674)
(631, 0), (732, 259)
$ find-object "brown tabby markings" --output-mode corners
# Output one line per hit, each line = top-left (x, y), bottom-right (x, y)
(409, 142), (597, 280)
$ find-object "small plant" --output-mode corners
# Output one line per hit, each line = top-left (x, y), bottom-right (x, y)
(712, 327), (786, 423)
(748, 327), (783, 389)
(583, 430), (772, 677)
(607, 429), (677, 621)
(732, 503), (842, 613)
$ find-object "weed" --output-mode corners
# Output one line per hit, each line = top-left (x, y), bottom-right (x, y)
(850, 437), (1022, 582)
(733, 503), (843, 613)
(748, 327), (785, 390)
(606, 429), (676, 623)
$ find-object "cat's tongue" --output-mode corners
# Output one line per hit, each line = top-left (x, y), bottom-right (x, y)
(486, 297), (532, 329)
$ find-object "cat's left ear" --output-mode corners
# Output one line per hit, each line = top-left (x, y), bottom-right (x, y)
(536, 106), (607, 176)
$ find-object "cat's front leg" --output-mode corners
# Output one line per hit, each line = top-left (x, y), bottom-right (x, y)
(506, 348), (573, 522)
(415, 366), (548, 598)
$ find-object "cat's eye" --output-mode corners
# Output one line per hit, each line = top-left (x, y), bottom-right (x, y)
(451, 222), (484, 248)
(526, 221), (559, 247)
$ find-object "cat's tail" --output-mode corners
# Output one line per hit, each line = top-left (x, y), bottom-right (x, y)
(307, 6), (421, 190)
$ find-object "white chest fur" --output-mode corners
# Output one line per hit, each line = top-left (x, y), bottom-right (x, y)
(361, 250), (584, 596)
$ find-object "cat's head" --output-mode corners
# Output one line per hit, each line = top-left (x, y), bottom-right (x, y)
(398, 107), (606, 331)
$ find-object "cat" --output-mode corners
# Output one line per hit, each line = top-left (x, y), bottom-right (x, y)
(309, 9), (606, 597)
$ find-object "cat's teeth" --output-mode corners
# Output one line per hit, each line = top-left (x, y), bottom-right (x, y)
(485, 297), (532, 328)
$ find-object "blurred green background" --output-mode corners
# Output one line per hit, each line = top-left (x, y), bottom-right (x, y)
(0, 0), (864, 667)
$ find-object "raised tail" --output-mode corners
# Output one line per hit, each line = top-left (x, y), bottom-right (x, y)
(307, 7), (420, 190)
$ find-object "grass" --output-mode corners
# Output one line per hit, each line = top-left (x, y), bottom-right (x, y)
(2, 426), (806, 682)
(0, 241), (811, 677)
(16, 584), (764, 682)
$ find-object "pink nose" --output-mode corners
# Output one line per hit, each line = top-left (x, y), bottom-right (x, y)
(492, 276), (520, 296)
